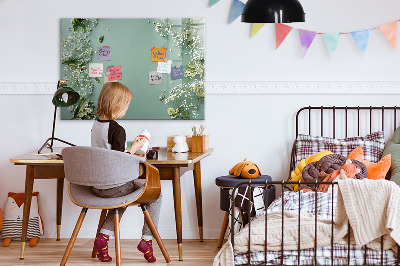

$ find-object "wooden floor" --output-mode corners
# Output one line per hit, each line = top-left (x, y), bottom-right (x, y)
(0, 239), (221, 265)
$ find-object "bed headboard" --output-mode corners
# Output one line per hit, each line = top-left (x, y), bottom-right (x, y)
(290, 106), (400, 179)
(295, 106), (400, 138)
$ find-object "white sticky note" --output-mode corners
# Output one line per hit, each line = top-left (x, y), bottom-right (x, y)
(157, 60), (172, 74)
(88, 63), (103, 77)
(149, 71), (163, 85)
(98, 46), (111, 61)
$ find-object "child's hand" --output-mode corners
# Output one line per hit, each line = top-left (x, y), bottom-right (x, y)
(129, 137), (147, 155)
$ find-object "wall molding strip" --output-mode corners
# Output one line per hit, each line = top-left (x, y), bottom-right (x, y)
(206, 81), (400, 94)
(0, 83), (56, 95)
(1, 81), (400, 95)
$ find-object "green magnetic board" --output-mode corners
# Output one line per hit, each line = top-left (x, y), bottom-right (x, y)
(60, 18), (205, 120)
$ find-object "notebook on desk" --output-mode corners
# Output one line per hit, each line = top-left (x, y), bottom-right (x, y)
(30, 153), (63, 159)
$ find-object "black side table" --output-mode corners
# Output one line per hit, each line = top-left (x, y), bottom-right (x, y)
(215, 175), (275, 248)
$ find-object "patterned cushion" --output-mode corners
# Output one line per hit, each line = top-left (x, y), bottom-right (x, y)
(295, 131), (385, 166)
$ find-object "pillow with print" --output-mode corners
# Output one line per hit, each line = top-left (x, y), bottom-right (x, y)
(294, 131), (385, 166)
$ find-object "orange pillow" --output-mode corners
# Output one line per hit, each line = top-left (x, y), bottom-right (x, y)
(347, 146), (391, 180)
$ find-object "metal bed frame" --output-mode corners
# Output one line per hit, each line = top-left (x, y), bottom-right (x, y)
(230, 106), (400, 266)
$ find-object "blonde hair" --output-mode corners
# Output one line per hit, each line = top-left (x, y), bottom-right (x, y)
(95, 82), (133, 120)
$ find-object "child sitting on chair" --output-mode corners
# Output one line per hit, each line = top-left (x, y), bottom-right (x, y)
(91, 82), (162, 263)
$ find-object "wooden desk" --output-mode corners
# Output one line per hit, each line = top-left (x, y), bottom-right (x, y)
(146, 148), (213, 260)
(10, 147), (213, 261)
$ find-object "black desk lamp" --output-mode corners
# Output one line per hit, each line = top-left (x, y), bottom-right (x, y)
(38, 80), (80, 154)
(241, 0), (305, 23)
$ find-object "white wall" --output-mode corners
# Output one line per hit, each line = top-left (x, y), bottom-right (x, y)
(1, 0), (400, 240)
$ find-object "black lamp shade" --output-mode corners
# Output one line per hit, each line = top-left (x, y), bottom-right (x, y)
(242, 0), (305, 23)
(52, 86), (80, 107)
(38, 80), (80, 154)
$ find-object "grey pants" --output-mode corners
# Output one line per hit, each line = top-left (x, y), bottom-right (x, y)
(92, 180), (162, 240)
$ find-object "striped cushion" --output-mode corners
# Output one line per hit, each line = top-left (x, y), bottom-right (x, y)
(1, 217), (40, 240)
(295, 131), (385, 166)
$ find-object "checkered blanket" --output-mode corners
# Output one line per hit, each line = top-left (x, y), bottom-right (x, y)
(234, 244), (397, 265)
(266, 190), (336, 220)
(234, 191), (397, 265)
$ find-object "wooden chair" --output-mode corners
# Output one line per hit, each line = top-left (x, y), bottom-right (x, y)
(60, 146), (171, 265)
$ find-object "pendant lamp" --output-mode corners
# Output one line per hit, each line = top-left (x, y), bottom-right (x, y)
(242, 0), (305, 23)
(38, 80), (80, 154)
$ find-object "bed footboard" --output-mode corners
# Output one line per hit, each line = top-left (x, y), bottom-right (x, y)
(230, 180), (400, 266)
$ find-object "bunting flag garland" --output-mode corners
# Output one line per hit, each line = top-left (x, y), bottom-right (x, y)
(378, 21), (398, 50)
(209, 0), (220, 7)
(207, 2), (400, 57)
(275, 23), (293, 49)
(298, 29), (317, 58)
(323, 33), (341, 58)
(351, 29), (370, 55)
(229, 0), (245, 24)
(251, 23), (266, 38)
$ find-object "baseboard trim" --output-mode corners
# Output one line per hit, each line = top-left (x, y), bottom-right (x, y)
(1, 81), (400, 95)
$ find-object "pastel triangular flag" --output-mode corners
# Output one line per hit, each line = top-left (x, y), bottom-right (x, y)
(351, 29), (370, 55)
(378, 21), (397, 50)
(209, 0), (220, 7)
(229, 0), (245, 24)
(251, 23), (266, 38)
(323, 33), (341, 58)
(275, 23), (293, 49)
(298, 29), (317, 58)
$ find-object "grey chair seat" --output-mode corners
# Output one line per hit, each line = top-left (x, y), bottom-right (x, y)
(69, 180), (145, 208)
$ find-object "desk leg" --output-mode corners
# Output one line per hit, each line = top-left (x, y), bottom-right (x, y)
(193, 161), (203, 242)
(172, 167), (183, 261)
(56, 178), (64, 241)
(20, 165), (35, 259)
